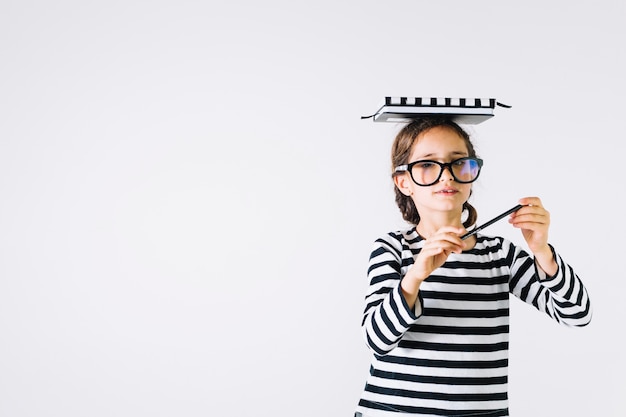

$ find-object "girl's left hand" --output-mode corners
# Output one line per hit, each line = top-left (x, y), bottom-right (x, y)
(509, 197), (551, 254)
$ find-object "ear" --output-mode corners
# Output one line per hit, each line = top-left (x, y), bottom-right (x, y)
(393, 173), (413, 197)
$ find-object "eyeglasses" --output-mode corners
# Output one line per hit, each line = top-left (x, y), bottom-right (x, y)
(395, 157), (483, 186)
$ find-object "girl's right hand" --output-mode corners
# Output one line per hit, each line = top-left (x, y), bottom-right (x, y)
(410, 226), (466, 282)
(401, 227), (466, 308)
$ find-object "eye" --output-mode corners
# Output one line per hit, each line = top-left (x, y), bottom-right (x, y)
(415, 161), (437, 169)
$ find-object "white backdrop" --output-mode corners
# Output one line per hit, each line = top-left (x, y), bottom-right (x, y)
(1, 1), (624, 416)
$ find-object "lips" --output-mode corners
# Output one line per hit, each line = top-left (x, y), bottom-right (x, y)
(436, 188), (459, 195)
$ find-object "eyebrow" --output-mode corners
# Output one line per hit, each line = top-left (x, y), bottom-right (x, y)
(415, 151), (469, 160)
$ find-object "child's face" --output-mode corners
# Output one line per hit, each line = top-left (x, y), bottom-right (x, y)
(398, 126), (474, 215)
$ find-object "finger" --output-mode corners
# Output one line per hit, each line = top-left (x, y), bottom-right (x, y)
(510, 221), (546, 233)
(511, 205), (549, 221)
(433, 232), (464, 244)
(518, 196), (543, 208)
(510, 217), (549, 230)
(438, 226), (466, 236)
(420, 242), (455, 261)
(429, 238), (464, 254)
(511, 209), (550, 224)
(435, 227), (466, 241)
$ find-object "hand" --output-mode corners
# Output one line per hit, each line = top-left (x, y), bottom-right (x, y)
(401, 226), (466, 309)
(509, 197), (550, 253)
(407, 226), (466, 284)
(509, 197), (557, 276)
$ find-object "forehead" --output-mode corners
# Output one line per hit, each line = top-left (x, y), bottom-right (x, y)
(410, 126), (469, 157)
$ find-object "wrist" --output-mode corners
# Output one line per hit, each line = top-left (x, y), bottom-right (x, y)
(401, 275), (422, 294)
(533, 244), (553, 262)
(533, 244), (558, 277)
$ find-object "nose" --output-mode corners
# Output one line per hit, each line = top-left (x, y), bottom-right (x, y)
(440, 165), (455, 182)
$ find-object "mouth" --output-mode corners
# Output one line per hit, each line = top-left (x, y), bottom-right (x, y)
(435, 188), (459, 195)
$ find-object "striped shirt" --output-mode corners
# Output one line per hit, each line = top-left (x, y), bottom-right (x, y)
(355, 228), (592, 417)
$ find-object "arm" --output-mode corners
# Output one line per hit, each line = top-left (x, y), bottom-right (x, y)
(507, 196), (591, 325)
(507, 241), (592, 327)
(361, 227), (467, 355)
(361, 234), (420, 356)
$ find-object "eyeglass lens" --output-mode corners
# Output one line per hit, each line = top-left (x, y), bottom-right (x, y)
(411, 159), (480, 185)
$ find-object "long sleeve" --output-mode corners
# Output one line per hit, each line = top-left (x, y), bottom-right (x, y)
(361, 233), (420, 356)
(356, 232), (592, 417)
(507, 242), (592, 327)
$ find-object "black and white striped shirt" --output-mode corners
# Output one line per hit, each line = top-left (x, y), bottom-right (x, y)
(356, 229), (592, 417)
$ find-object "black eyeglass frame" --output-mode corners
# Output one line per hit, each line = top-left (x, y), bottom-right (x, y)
(394, 157), (484, 186)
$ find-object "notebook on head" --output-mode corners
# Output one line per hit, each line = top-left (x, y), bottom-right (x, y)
(362, 97), (510, 124)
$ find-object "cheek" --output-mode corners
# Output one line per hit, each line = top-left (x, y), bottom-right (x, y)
(396, 174), (413, 194)
(411, 187), (429, 200)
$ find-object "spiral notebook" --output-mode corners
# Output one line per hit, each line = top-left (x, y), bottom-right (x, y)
(362, 97), (510, 124)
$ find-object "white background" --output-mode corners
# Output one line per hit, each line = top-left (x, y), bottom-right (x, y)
(1, 1), (624, 416)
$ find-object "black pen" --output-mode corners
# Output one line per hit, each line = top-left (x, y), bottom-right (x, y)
(461, 204), (525, 240)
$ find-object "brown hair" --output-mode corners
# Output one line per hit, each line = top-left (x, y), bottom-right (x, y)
(391, 117), (479, 227)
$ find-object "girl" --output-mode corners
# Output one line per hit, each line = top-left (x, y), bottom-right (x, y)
(354, 118), (592, 417)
